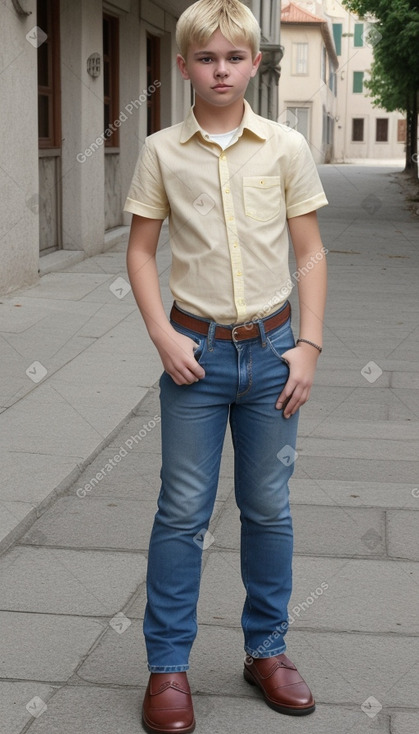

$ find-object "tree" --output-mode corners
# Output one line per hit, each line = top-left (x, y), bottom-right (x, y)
(343, 0), (419, 178)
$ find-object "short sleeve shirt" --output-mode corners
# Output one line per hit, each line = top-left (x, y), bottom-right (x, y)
(124, 100), (328, 324)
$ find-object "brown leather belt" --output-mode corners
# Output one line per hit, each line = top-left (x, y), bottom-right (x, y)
(170, 302), (291, 342)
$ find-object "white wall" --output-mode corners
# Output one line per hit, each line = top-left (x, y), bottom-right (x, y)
(326, 1), (405, 162)
(0, 0), (193, 295)
(61, 0), (105, 256)
(0, 0), (39, 294)
(279, 24), (336, 163)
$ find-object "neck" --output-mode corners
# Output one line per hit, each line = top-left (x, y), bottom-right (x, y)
(193, 96), (245, 133)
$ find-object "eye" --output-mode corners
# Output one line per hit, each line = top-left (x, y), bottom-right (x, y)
(199, 57), (213, 63)
(230, 56), (244, 62)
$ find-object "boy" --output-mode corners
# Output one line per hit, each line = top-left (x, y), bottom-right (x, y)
(125, 1), (327, 731)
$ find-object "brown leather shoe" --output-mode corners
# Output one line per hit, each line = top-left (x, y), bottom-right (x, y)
(244, 653), (315, 716)
(142, 672), (195, 733)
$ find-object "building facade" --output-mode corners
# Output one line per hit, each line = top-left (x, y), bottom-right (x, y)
(279, 1), (338, 164)
(0, 0), (282, 296)
(324, 0), (406, 163)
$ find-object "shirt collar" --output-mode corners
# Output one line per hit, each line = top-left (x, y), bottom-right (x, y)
(179, 99), (267, 144)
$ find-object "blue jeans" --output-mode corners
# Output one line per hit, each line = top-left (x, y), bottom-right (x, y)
(144, 302), (299, 672)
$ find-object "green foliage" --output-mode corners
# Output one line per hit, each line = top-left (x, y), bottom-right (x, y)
(365, 58), (408, 114)
(343, 0), (419, 111)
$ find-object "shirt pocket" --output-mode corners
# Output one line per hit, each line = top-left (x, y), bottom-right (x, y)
(243, 176), (282, 222)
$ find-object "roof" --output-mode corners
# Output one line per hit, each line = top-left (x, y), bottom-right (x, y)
(280, 1), (339, 69)
(281, 1), (325, 24)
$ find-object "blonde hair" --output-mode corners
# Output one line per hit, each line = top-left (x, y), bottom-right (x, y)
(176, 0), (261, 60)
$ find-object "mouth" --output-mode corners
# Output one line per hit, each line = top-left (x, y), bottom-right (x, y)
(212, 84), (232, 90)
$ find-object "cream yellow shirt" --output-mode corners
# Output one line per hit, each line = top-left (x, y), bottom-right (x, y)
(124, 100), (328, 325)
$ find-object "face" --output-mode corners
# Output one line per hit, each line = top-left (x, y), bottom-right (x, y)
(177, 29), (262, 108)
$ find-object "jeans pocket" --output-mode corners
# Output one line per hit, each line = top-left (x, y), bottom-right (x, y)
(171, 321), (207, 365)
(192, 338), (205, 364)
(266, 322), (295, 361)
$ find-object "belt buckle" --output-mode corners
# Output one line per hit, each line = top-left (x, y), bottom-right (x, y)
(232, 321), (257, 342)
(232, 326), (241, 342)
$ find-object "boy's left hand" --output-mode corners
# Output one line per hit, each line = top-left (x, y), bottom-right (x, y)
(276, 343), (320, 418)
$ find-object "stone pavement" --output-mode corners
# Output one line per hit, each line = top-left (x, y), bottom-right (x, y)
(0, 165), (418, 734)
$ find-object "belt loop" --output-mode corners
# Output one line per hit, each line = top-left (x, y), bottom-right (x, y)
(208, 321), (216, 351)
(258, 318), (267, 348)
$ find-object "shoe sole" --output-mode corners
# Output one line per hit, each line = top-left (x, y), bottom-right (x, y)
(141, 713), (196, 734)
(243, 668), (316, 716)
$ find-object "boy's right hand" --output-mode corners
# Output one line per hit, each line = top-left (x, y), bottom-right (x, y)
(154, 328), (206, 385)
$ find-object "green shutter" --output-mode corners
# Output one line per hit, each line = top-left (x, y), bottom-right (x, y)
(353, 71), (364, 93)
(354, 23), (364, 47)
(333, 23), (342, 55)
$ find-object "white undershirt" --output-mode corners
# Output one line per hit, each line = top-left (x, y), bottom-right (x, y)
(206, 127), (239, 150)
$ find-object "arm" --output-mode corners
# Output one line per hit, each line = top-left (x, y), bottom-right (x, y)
(276, 210), (327, 417)
(126, 214), (205, 385)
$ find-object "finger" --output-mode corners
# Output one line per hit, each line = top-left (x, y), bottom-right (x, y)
(278, 395), (291, 414)
(283, 387), (309, 418)
(171, 372), (198, 386)
(276, 380), (295, 410)
(280, 382), (303, 417)
(173, 362), (205, 385)
(283, 396), (300, 418)
(189, 360), (206, 379)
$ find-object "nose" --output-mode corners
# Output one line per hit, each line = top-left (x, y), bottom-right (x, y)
(215, 60), (229, 78)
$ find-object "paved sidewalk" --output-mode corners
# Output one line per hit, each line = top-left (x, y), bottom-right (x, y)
(0, 227), (171, 551)
(0, 165), (418, 734)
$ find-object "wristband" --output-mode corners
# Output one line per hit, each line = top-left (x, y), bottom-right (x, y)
(296, 338), (322, 354)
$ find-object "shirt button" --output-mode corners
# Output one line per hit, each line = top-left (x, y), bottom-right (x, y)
(225, 188), (230, 194)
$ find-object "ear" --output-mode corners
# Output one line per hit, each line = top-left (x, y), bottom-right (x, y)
(177, 54), (190, 80)
(250, 51), (263, 78)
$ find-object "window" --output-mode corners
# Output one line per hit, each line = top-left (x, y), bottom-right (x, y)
(37, 0), (61, 148)
(397, 119), (406, 143)
(333, 23), (342, 55)
(353, 71), (364, 93)
(291, 43), (308, 75)
(376, 119), (388, 142)
(147, 34), (161, 134)
(322, 106), (327, 146)
(352, 118), (364, 142)
(354, 23), (364, 47)
(286, 107), (309, 140)
(321, 45), (327, 83)
(103, 14), (120, 147)
(322, 108), (334, 147)
(327, 115), (334, 146)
